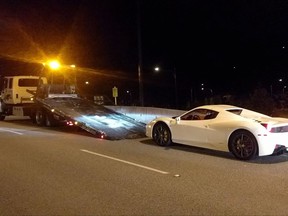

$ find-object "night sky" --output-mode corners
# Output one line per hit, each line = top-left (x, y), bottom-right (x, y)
(1, 0), (288, 108)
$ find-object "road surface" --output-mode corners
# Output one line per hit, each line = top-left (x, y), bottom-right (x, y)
(1, 118), (288, 215)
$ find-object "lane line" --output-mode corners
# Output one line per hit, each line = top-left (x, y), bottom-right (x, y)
(80, 149), (169, 175)
(0, 128), (23, 135)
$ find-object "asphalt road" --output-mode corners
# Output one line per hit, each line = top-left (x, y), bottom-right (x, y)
(1, 117), (288, 215)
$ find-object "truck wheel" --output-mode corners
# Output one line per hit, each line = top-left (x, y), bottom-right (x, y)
(30, 114), (36, 123)
(0, 115), (5, 121)
(0, 101), (6, 120)
(35, 109), (45, 126)
(45, 113), (56, 127)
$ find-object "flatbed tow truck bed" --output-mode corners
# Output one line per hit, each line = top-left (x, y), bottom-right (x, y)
(36, 95), (146, 140)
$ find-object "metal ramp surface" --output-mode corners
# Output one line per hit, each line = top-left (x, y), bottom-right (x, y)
(37, 96), (146, 140)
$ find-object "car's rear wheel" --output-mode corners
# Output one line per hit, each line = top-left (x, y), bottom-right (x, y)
(228, 130), (258, 160)
(152, 123), (172, 146)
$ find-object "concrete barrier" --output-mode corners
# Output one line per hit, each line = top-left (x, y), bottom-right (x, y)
(105, 106), (186, 124)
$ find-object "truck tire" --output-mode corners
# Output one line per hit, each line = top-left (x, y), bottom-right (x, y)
(35, 109), (45, 126)
(0, 100), (6, 120)
(45, 113), (57, 127)
(30, 114), (36, 123)
(0, 115), (5, 121)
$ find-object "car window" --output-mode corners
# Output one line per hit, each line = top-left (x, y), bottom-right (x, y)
(204, 110), (218, 119)
(227, 109), (242, 115)
(181, 109), (218, 120)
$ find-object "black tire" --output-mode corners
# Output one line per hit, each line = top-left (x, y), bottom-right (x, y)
(228, 130), (258, 160)
(0, 115), (5, 121)
(35, 109), (45, 126)
(30, 113), (36, 123)
(45, 113), (52, 127)
(45, 113), (57, 127)
(0, 101), (6, 121)
(152, 122), (172, 146)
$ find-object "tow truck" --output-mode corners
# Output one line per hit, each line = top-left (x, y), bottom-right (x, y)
(0, 73), (145, 140)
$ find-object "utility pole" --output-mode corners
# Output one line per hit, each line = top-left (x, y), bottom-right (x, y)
(173, 66), (178, 108)
(137, 0), (144, 106)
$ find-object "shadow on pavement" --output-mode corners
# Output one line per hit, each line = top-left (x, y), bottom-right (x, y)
(141, 138), (288, 164)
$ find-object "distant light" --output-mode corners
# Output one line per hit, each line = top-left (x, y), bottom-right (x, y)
(85, 81), (89, 85)
(70, 64), (76, 68)
(154, 67), (160, 71)
(283, 46), (285, 49)
(279, 79), (283, 82)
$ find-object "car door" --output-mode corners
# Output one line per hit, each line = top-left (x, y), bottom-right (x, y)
(170, 109), (210, 147)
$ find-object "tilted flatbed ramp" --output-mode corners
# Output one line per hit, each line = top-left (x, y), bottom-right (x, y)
(36, 96), (146, 140)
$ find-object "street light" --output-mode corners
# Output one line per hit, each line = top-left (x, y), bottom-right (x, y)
(46, 60), (61, 84)
(270, 78), (284, 96)
(48, 60), (60, 70)
(154, 66), (178, 108)
(201, 83), (213, 104)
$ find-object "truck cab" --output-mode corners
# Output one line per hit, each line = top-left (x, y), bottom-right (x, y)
(0, 76), (47, 119)
(1, 76), (47, 104)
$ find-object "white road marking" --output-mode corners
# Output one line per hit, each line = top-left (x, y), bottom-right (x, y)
(81, 149), (169, 175)
(0, 128), (23, 135)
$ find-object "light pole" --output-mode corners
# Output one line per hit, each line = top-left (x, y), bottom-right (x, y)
(270, 78), (284, 96)
(173, 66), (178, 108)
(201, 83), (213, 104)
(154, 66), (178, 108)
(70, 64), (77, 94)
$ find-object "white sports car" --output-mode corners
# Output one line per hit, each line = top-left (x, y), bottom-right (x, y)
(146, 104), (288, 160)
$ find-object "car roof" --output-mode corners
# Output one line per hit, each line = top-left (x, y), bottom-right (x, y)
(193, 104), (242, 112)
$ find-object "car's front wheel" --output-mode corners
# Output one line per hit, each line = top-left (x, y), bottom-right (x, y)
(228, 130), (258, 160)
(152, 122), (172, 146)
